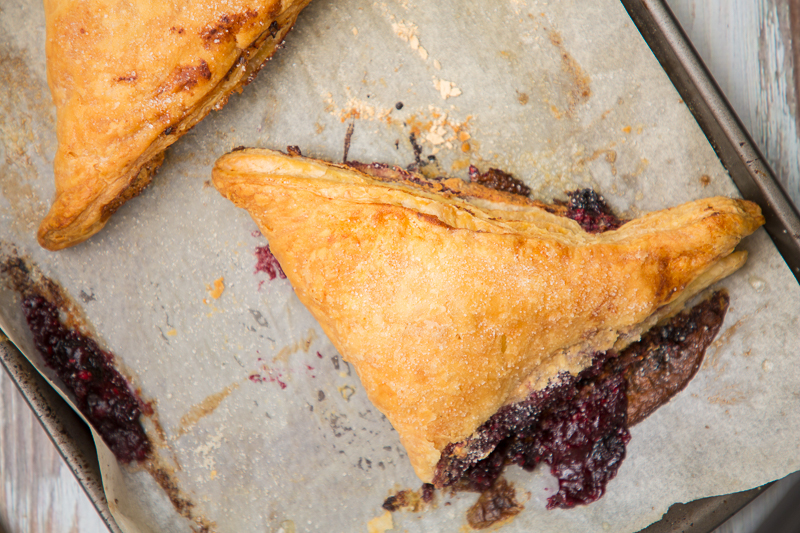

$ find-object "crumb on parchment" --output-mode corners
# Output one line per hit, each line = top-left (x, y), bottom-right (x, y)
(433, 78), (462, 100)
(367, 511), (394, 533)
(206, 277), (225, 299)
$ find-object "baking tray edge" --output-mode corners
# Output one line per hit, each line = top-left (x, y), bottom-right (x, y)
(0, 335), (121, 533)
(2, 1), (799, 532)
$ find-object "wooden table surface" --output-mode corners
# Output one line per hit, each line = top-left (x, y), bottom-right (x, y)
(1, 1), (798, 532)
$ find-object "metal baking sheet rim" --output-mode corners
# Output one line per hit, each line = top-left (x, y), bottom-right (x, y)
(1, 0), (799, 532)
(0, 338), (123, 533)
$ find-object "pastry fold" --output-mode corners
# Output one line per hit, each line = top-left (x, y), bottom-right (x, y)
(212, 148), (764, 483)
(38, 0), (312, 250)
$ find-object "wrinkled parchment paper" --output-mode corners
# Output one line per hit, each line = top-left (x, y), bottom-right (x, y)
(2, 0), (800, 532)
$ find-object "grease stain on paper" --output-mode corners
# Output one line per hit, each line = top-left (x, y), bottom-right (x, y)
(177, 382), (240, 437)
(273, 328), (318, 364)
(703, 317), (747, 370)
(578, 145), (618, 175)
(0, 47), (51, 238)
(546, 30), (592, 119)
(707, 384), (747, 406)
(621, 158), (650, 182)
(277, 520), (296, 533)
(338, 384), (356, 401)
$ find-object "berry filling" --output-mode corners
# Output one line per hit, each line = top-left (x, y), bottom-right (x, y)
(565, 189), (626, 233)
(437, 354), (629, 509)
(434, 292), (728, 509)
(254, 244), (286, 280)
(21, 295), (151, 463)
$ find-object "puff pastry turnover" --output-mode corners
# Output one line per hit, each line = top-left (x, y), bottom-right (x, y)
(213, 148), (763, 485)
(38, 0), (312, 250)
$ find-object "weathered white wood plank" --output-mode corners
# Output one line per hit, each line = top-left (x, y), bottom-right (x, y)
(0, 368), (108, 533)
(665, 0), (800, 206)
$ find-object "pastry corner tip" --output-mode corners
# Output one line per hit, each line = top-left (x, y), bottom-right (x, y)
(36, 207), (101, 251)
(703, 196), (765, 238)
(211, 146), (311, 186)
(36, 223), (87, 251)
(723, 196), (765, 229)
(731, 198), (766, 238)
(37, 213), (69, 251)
(741, 198), (766, 228)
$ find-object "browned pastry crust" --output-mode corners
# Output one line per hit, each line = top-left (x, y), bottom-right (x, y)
(212, 148), (764, 483)
(38, 0), (312, 250)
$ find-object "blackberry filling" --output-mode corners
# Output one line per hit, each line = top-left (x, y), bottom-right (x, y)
(434, 291), (729, 509)
(566, 188), (626, 233)
(21, 294), (151, 463)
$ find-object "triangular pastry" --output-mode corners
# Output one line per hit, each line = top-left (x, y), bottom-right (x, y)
(38, 0), (312, 250)
(212, 148), (763, 485)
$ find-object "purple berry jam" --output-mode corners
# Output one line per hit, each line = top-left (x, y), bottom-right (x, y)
(21, 295), (151, 463)
(566, 189), (626, 233)
(435, 293), (728, 509)
(254, 244), (286, 280)
(507, 368), (629, 509)
(437, 354), (629, 509)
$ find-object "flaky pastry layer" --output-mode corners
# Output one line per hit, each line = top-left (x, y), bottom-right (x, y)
(213, 148), (764, 482)
(38, 0), (312, 250)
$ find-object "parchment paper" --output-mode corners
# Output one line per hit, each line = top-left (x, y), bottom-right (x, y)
(2, 1), (800, 532)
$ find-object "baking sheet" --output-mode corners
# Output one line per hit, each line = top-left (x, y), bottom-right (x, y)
(2, 1), (800, 532)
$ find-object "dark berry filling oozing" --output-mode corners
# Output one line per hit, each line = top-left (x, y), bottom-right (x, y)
(21, 295), (151, 463)
(614, 290), (729, 425)
(566, 189), (626, 233)
(440, 354), (630, 509)
(434, 292), (728, 509)
(507, 370), (629, 509)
